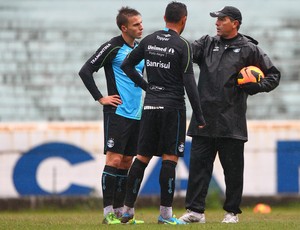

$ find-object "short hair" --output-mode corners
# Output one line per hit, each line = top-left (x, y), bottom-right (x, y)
(165, 1), (187, 23)
(116, 6), (141, 30)
(228, 17), (241, 31)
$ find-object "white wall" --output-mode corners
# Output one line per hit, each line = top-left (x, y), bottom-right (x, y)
(0, 121), (299, 198)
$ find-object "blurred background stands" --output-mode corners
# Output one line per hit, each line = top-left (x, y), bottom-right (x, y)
(0, 0), (299, 121)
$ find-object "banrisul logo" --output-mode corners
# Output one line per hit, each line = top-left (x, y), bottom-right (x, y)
(146, 60), (170, 69)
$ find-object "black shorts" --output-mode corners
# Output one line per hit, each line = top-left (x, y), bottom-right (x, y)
(103, 112), (140, 156)
(137, 107), (186, 157)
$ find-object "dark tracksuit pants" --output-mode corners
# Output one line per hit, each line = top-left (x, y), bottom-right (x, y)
(185, 136), (244, 214)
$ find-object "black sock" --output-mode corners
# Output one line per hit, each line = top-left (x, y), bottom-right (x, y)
(124, 158), (148, 208)
(160, 160), (177, 207)
(102, 165), (118, 208)
(113, 169), (128, 209)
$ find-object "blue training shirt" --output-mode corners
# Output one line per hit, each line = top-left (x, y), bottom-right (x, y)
(80, 35), (144, 120)
(112, 43), (144, 119)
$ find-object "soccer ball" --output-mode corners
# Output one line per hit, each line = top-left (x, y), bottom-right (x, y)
(253, 203), (271, 214)
(237, 66), (264, 85)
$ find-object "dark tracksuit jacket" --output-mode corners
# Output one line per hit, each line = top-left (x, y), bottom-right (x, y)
(188, 33), (281, 141)
(184, 34), (281, 215)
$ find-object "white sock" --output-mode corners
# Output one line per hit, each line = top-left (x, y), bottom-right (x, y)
(123, 205), (135, 216)
(160, 205), (172, 219)
(103, 205), (114, 217)
(114, 207), (124, 218)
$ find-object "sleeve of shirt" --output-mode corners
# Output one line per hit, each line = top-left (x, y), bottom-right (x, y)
(181, 39), (206, 126)
(121, 42), (148, 91)
(78, 41), (114, 101)
(256, 46), (281, 93)
(191, 35), (207, 65)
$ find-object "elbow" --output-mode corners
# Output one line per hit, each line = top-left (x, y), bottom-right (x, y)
(78, 70), (85, 80)
(120, 60), (130, 75)
(120, 62), (125, 72)
(120, 59), (127, 70)
(78, 64), (89, 79)
(78, 66), (84, 77)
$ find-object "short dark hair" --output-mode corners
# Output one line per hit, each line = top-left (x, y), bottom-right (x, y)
(165, 1), (187, 23)
(228, 17), (241, 31)
(116, 6), (141, 30)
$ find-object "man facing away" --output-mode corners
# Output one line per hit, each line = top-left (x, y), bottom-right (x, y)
(120, 1), (206, 225)
(78, 7), (144, 225)
(179, 6), (280, 224)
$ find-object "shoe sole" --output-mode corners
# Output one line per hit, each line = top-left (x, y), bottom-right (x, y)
(179, 217), (205, 223)
(158, 220), (187, 225)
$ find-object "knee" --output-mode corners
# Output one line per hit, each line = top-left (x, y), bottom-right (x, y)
(105, 152), (123, 167)
(119, 156), (134, 169)
(162, 154), (178, 163)
(137, 155), (151, 164)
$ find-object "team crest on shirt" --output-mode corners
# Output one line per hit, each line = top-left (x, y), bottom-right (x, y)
(233, 48), (241, 53)
(107, 138), (115, 148)
(178, 142), (185, 153)
(168, 48), (175, 54)
(213, 46), (219, 52)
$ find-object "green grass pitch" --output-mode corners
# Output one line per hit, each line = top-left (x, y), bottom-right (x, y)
(0, 205), (299, 229)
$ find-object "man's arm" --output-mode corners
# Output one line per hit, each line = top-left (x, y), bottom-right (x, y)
(240, 47), (281, 95)
(257, 46), (281, 92)
(78, 41), (117, 101)
(121, 45), (148, 91)
(191, 35), (207, 65)
(183, 73), (206, 127)
(181, 38), (205, 126)
(78, 63), (103, 101)
(78, 41), (123, 107)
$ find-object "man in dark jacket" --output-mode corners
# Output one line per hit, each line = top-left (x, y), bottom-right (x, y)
(179, 6), (280, 224)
